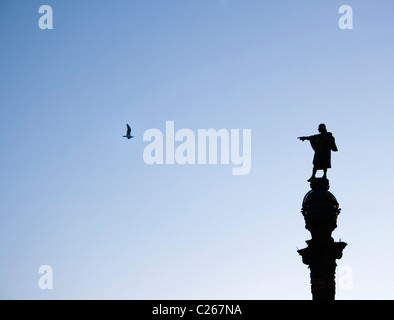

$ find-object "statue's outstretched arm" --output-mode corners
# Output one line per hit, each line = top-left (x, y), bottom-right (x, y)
(298, 136), (312, 141)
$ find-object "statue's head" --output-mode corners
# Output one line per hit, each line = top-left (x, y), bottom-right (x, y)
(318, 123), (327, 133)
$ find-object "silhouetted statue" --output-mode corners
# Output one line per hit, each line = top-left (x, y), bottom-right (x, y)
(298, 124), (338, 181)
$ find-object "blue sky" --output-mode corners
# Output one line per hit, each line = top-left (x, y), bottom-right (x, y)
(1, 0), (394, 299)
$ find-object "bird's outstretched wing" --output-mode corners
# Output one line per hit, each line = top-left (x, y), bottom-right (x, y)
(126, 124), (131, 135)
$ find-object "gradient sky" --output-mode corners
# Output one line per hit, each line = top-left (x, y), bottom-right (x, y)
(1, 0), (394, 299)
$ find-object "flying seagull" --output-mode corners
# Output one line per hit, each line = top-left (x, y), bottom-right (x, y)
(123, 123), (134, 139)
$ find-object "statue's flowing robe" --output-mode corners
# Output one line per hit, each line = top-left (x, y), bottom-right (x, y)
(309, 132), (338, 169)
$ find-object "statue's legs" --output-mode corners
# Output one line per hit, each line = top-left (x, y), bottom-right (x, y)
(308, 167), (317, 182)
(308, 167), (327, 181)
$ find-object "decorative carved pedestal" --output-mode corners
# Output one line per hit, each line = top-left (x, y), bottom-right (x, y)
(298, 178), (347, 300)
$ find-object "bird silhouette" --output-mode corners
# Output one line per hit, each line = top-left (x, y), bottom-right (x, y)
(123, 123), (134, 139)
